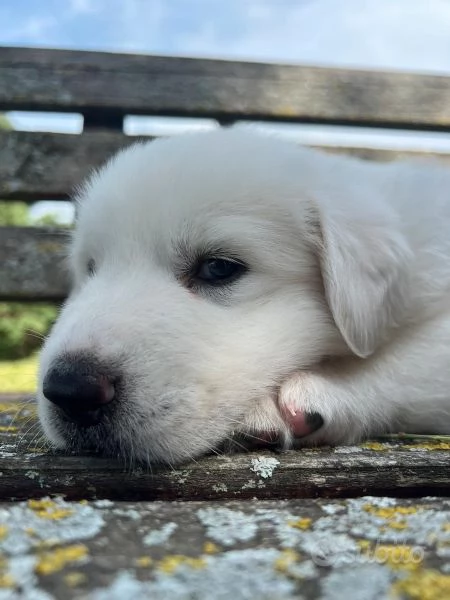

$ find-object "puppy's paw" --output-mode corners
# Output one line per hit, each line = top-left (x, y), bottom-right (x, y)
(278, 371), (367, 446)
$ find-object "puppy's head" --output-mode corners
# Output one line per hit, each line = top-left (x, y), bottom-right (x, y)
(37, 129), (411, 464)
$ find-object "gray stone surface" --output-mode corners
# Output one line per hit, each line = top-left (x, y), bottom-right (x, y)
(1, 496), (450, 599)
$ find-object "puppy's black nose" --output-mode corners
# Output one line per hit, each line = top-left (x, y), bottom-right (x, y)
(43, 356), (115, 426)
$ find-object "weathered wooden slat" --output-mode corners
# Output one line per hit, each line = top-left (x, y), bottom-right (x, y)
(1, 398), (450, 501)
(2, 130), (450, 201)
(0, 130), (134, 200)
(3, 47), (450, 130)
(0, 495), (449, 598)
(0, 226), (70, 301)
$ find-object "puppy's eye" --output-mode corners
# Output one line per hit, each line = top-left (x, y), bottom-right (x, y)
(86, 258), (96, 276)
(194, 258), (246, 285)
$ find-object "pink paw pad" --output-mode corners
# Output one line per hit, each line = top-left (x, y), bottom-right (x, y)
(280, 404), (324, 438)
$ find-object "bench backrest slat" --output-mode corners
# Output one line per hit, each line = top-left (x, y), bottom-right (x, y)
(0, 227), (69, 301)
(2, 47), (450, 130)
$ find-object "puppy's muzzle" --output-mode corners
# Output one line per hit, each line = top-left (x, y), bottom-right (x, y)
(43, 355), (115, 427)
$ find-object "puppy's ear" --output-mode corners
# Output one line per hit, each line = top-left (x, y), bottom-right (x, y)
(312, 195), (412, 358)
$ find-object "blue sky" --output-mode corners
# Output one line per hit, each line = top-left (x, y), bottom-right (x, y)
(3, 0), (450, 71)
(3, 0), (450, 221)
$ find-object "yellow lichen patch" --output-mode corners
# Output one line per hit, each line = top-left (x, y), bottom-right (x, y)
(357, 539), (371, 552)
(203, 542), (220, 554)
(363, 505), (417, 532)
(135, 556), (153, 567)
(362, 442), (388, 451)
(395, 507), (419, 516)
(442, 523), (450, 532)
(363, 504), (408, 519)
(404, 442), (450, 451)
(0, 526), (8, 540)
(35, 544), (88, 576)
(64, 572), (87, 587)
(39, 509), (74, 520)
(363, 504), (418, 519)
(374, 545), (423, 571)
(0, 573), (15, 588)
(28, 499), (55, 511)
(288, 518), (312, 530)
(0, 555), (14, 588)
(28, 499), (73, 520)
(392, 569), (450, 599)
(157, 555), (206, 575)
(274, 549), (301, 575)
(386, 520), (409, 530)
(25, 528), (36, 536)
(0, 426), (17, 433)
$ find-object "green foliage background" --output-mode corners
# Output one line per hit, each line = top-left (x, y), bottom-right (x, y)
(0, 115), (59, 363)
(0, 201), (59, 360)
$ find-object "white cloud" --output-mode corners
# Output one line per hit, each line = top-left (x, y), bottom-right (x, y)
(0, 15), (58, 44)
(69, 0), (99, 16)
(177, 0), (450, 73)
(113, 0), (169, 52)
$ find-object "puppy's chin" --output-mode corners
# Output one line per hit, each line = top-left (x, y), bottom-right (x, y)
(37, 391), (248, 466)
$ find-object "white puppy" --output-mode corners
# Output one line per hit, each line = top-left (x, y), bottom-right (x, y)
(38, 128), (450, 465)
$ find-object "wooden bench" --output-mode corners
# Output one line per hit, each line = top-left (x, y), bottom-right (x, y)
(1, 47), (450, 599)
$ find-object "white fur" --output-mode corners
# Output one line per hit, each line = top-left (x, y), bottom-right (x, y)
(38, 129), (450, 464)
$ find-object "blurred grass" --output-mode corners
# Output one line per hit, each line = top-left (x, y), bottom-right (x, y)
(0, 353), (38, 393)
